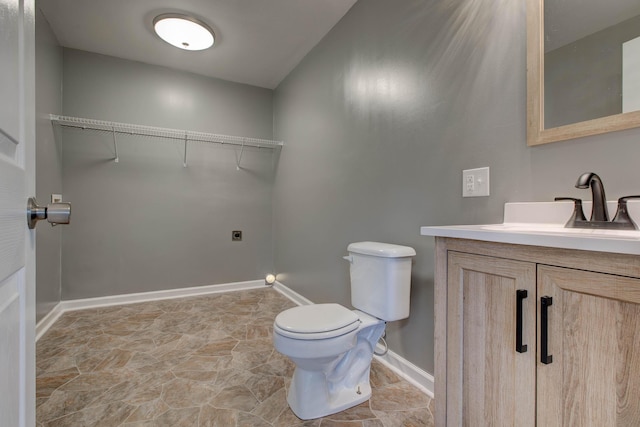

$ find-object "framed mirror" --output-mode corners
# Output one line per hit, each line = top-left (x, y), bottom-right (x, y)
(527, 0), (640, 146)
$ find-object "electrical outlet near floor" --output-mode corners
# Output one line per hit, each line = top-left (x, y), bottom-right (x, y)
(462, 167), (490, 197)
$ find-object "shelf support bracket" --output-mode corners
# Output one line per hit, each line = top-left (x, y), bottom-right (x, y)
(183, 133), (188, 168)
(236, 138), (246, 171)
(112, 127), (119, 163)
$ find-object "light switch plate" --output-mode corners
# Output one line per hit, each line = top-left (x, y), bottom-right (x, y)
(462, 167), (490, 197)
(51, 194), (63, 203)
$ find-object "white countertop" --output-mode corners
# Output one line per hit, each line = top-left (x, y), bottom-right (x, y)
(420, 202), (640, 256)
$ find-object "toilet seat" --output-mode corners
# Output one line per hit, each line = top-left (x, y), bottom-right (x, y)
(274, 303), (360, 340)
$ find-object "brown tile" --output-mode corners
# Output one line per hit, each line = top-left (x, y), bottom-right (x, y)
(233, 338), (273, 354)
(361, 420), (385, 427)
(173, 334), (209, 352)
(36, 351), (77, 374)
(250, 352), (295, 378)
(232, 349), (274, 371)
(318, 420), (364, 427)
(121, 338), (156, 352)
(45, 401), (136, 427)
(173, 370), (218, 382)
(237, 411), (274, 427)
(245, 374), (285, 402)
(86, 334), (129, 351)
(251, 387), (288, 424)
(246, 324), (272, 339)
(325, 402), (376, 421)
(94, 349), (134, 371)
(102, 325), (139, 337)
(36, 288), (433, 427)
(75, 350), (112, 373)
(150, 331), (182, 346)
(211, 384), (259, 412)
(36, 343), (67, 361)
(36, 397), (47, 409)
(369, 360), (402, 388)
(197, 405), (238, 426)
(226, 325), (249, 340)
(132, 360), (176, 374)
(154, 348), (193, 364)
(173, 355), (233, 371)
(57, 370), (131, 393)
(123, 311), (164, 323)
(124, 352), (160, 371)
(36, 388), (105, 423)
(98, 378), (159, 405)
(122, 398), (169, 422)
(36, 368), (79, 398)
(217, 368), (253, 390)
(370, 383), (430, 411)
(160, 378), (217, 408)
(194, 338), (238, 357)
(194, 325), (232, 342)
(273, 407), (322, 427)
(373, 408), (434, 427)
(146, 406), (200, 427)
(49, 315), (79, 329)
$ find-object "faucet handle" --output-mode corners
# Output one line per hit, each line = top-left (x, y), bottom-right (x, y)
(554, 197), (586, 226)
(612, 196), (640, 229)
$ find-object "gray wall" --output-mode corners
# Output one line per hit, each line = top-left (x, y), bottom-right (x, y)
(272, 0), (640, 375)
(35, 8), (63, 322)
(545, 14), (640, 128)
(61, 49), (275, 299)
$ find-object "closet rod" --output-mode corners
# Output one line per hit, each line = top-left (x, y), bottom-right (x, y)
(50, 115), (284, 149)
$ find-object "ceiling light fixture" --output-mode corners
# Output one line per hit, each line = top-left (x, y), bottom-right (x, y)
(153, 13), (215, 51)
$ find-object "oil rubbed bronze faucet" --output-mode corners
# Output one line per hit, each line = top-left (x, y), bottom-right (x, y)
(575, 172), (608, 221)
(555, 172), (640, 230)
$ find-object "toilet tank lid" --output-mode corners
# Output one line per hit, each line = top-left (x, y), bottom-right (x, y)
(347, 241), (416, 258)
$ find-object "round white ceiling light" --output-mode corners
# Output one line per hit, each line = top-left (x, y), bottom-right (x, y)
(153, 14), (215, 51)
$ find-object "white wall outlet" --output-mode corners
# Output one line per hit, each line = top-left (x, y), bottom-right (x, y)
(51, 194), (63, 203)
(462, 167), (490, 197)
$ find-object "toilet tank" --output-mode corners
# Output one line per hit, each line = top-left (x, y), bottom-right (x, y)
(346, 241), (416, 321)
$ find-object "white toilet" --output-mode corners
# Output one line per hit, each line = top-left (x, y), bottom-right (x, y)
(272, 241), (416, 420)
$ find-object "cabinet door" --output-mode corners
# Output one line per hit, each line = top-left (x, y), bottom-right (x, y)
(447, 252), (536, 426)
(537, 265), (640, 426)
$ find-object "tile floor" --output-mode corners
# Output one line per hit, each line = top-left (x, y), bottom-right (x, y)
(36, 288), (434, 426)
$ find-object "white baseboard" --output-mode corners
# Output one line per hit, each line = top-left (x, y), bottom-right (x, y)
(272, 281), (314, 306)
(272, 281), (434, 397)
(374, 346), (434, 398)
(36, 280), (265, 341)
(35, 303), (65, 342)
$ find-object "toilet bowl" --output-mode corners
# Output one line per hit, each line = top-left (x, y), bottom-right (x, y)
(272, 242), (416, 420)
(273, 304), (385, 420)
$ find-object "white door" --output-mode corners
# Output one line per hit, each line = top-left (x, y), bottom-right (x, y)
(0, 0), (36, 426)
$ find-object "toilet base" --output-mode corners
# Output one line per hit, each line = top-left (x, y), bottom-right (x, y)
(286, 363), (374, 420)
(284, 314), (385, 420)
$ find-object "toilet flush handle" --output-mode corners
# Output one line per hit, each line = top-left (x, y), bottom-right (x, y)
(342, 255), (353, 263)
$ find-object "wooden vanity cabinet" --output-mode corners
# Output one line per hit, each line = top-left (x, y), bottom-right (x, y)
(435, 238), (640, 427)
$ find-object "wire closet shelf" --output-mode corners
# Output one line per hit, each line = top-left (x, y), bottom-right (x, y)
(50, 114), (283, 168)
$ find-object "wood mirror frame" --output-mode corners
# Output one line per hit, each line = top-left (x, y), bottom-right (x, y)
(526, 0), (640, 146)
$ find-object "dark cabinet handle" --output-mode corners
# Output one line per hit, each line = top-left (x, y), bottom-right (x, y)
(516, 290), (528, 353)
(541, 296), (553, 364)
